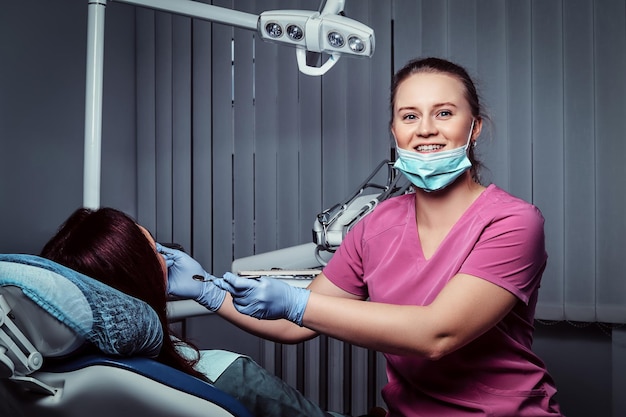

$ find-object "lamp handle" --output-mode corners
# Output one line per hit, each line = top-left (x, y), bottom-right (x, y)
(296, 49), (341, 76)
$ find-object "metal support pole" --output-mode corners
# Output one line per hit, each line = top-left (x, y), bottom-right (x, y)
(83, 0), (107, 209)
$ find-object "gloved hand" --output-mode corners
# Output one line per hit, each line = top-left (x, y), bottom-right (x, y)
(213, 272), (310, 326)
(156, 243), (226, 312)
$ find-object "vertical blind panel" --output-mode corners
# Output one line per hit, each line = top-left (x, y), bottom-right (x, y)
(392, 0), (423, 70)
(368, 2), (394, 167)
(345, 51), (374, 188)
(505, 1), (533, 203)
(155, 12), (175, 242)
(303, 338), (322, 403)
(294, 0), (325, 244)
(349, 345), (371, 414)
(322, 57), (350, 208)
(327, 338), (345, 411)
(275, 0), (303, 249)
(563, 0), (596, 321)
(211, 0), (236, 275)
(232, 22), (255, 260)
(475, 1), (508, 189)
(421, 0), (448, 57)
(252, 9), (280, 255)
(135, 9), (158, 233)
(530, 0), (565, 320)
(595, 0), (626, 323)
(172, 15), (193, 251)
(296, 66), (323, 242)
(101, 5), (137, 214)
(344, 2), (377, 188)
(280, 344), (299, 392)
(448, 0), (477, 67)
(293, 3), (324, 243)
(191, 19), (214, 267)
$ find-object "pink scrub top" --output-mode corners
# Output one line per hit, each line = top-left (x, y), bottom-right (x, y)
(323, 184), (562, 417)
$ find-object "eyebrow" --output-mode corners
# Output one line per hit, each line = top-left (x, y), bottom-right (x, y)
(396, 102), (459, 112)
(433, 102), (459, 108)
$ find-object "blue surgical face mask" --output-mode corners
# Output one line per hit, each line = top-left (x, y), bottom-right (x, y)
(393, 120), (475, 192)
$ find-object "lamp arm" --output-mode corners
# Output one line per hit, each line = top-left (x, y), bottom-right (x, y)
(319, 0), (346, 16)
(112, 0), (258, 29)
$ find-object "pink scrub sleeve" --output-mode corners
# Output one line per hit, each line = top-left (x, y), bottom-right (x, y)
(458, 200), (547, 304)
(322, 229), (367, 297)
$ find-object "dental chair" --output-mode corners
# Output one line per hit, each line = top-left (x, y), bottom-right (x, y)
(0, 254), (254, 417)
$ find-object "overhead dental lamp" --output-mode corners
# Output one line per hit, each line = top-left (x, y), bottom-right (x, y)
(257, 1), (375, 76)
(83, 0), (375, 208)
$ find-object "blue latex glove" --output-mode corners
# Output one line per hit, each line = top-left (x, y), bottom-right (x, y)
(213, 272), (310, 326)
(156, 243), (226, 312)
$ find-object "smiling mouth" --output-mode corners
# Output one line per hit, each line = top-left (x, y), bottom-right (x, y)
(416, 144), (444, 152)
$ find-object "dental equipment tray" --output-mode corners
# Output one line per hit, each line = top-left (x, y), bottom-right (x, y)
(238, 270), (321, 279)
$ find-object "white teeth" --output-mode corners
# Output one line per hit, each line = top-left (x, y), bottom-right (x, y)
(416, 144), (444, 152)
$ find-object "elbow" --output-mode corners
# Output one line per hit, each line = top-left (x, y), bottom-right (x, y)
(421, 335), (458, 361)
(423, 347), (447, 361)
(268, 325), (318, 345)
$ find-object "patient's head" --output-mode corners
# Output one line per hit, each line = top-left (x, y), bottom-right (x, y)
(41, 207), (166, 307)
(41, 207), (207, 381)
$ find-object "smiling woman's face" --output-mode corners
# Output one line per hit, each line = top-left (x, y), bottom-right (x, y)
(137, 225), (167, 284)
(391, 72), (480, 153)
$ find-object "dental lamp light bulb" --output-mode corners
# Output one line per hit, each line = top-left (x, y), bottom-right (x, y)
(287, 24), (304, 41)
(265, 22), (283, 38)
(327, 31), (345, 48)
(348, 35), (365, 53)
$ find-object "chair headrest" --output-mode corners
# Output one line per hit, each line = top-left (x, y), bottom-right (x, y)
(0, 254), (163, 361)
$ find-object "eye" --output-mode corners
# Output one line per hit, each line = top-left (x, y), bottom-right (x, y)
(437, 110), (453, 118)
(401, 113), (418, 121)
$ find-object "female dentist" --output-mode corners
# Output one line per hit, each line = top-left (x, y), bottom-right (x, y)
(166, 57), (563, 417)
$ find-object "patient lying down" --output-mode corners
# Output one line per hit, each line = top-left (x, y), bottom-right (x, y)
(40, 207), (353, 417)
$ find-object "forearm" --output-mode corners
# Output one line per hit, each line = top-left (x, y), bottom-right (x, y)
(302, 274), (519, 359)
(212, 270), (517, 358)
(302, 292), (440, 357)
(216, 293), (318, 344)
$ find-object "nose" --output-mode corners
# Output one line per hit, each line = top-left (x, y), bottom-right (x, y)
(418, 116), (438, 137)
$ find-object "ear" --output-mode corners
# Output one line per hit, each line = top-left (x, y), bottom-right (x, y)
(471, 118), (483, 142)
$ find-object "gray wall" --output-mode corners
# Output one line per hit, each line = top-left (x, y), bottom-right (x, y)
(0, 1), (137, 253)
(1, 1), (622, 416)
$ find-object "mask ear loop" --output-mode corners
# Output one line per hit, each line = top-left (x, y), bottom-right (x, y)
(466, 119), (476, 149)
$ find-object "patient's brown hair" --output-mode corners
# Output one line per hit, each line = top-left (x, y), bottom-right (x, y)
(41, 207), (207, 381)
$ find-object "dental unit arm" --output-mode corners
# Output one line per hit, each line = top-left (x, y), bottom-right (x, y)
(312, 160), (410, 264)
(231, 160), (410, 284)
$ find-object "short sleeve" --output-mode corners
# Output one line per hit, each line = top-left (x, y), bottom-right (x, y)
(323, 218), (369, 297)
(459, 204), (547, 304)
